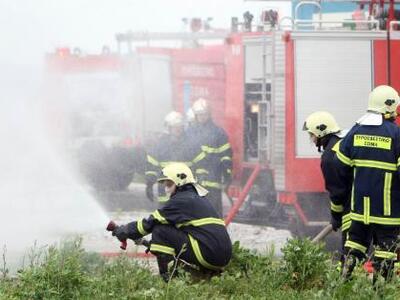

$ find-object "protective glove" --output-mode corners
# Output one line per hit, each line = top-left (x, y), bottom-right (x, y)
(330, 213), (342, 232)
(145, 183), (154, 202)
(112, 224), (130, 242)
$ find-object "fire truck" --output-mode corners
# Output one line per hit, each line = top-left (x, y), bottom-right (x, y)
(44, 1), (400, 240)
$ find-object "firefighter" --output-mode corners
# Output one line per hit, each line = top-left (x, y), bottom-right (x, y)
(112, 162), (232, 281)
(188, 98), (232, 216)
(145, 111), (205, 202)
(335, 85), (400, 280)
(303, 111), (351, 266)
(145, 111), (186, 202)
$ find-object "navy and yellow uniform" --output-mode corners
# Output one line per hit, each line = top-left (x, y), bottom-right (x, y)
(122, 184), (232, 272)
(335, 118), (400, 277)
(188, 120), (232, 215)
(145, 133), (205, 202)
(320, 135), (351, 262)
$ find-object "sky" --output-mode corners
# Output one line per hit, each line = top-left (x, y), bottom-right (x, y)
(0, 0), (290, 65)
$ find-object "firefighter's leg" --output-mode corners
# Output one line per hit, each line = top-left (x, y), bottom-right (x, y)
(338, 214), (351, 271)
(372, 225), (400, 281)
(207, 188), (223, 217)
(150, 225), (198, 281)
(343, 221), (371, 279)
(339, 229), (348, 270)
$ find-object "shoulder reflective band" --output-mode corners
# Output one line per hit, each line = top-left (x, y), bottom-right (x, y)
(363, 197), (370, 224)
(157, 196), (169, 203)
(152, 210), (168, 224)
(374, 250), (397, 260)
(195, 168), (209, 175)
(220, 156), (232, 162)
(330, 202), (344, 213)
(145, 171), (158, 177)
(137, 219), (148, 236)
(384, 172), (392, 216)
(350, 213), (400, 225)
(188, 235), (223, 271)
(345, 240), (367, 253)
(332, 140), (341, 153)
(353, 134), (392, 150)
(192, 152), (206, 164)
(150, 243), (176, 256)
(201, 143), (231, 154)
(201, 181), (222, 189)
(147, 155), (159, 166)
(176, 218), (225, 228)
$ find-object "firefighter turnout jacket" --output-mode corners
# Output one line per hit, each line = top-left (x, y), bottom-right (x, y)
(188, 120), (232, 190)
(335, 119), (400, 225)
(124, 184), (232, 270)
(321, 135), (351, 231)
(145, 133), (205, 202)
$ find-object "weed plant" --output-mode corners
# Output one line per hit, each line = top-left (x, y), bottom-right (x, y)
(1, 238), (400, 299)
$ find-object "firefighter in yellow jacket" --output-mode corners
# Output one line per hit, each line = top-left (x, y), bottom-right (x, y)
(187, 98), (232, 216)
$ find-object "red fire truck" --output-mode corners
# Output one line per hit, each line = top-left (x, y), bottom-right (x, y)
(44, 2), (400, 240)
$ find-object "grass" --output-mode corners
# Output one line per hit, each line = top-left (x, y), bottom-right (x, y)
(1, 238), (400, 299)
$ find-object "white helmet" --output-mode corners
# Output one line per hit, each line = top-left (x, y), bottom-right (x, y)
(164, 111), (183, 127)
(192, 98), (211, 115)
(186, 108), (195, 123)
(303, 111), (341, 138)
(368, 85), (399, 115)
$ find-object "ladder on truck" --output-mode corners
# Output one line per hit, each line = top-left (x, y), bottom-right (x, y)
(254, 29), (283, 166)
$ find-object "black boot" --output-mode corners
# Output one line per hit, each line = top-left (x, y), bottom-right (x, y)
(342, 254), (358, 280)
(157, 254), (173, 282)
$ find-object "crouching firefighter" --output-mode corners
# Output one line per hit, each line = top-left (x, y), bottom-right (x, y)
(303, 111), (351, 267)
(111, 162), (232, 282)
(335, 85), (400, 281)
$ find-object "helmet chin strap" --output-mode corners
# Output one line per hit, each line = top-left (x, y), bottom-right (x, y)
(316, 138), (323, 153)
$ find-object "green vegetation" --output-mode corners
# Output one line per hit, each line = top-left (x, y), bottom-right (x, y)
(1, 238), (400, 299)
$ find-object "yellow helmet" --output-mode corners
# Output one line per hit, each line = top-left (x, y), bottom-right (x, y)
(158, 162), (208, 196)
(192, 98), (211, 115)
(368, 85), (399, 114)
(303, 111), (341, 138)
(164, 111), (183, 127)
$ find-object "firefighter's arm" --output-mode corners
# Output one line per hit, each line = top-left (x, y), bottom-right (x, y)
(216, 131), (233, 182)
(145, 152), (160, 185)
(321, 152), (345, 215)
(333, 135), (353, 194)
(395, 128), (400, 179)
(117, 201), (186, 241)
